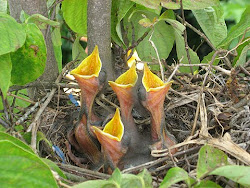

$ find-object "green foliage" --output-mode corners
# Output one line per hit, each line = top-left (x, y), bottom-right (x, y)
(131, 0), (219, 10)
(111, 0), (135, 46)
(126, 10), (175, 62)
(0, 13), (26, 56)
(0, 0), (7, 13)
(10, 23), (47, 85)
(197, 145), (228, 179)
(51, 27), (63, 72)
(221, 0), (249, 23)
(173, 24), (200, 73)
(72, 36), (87, 61)
(26, 14), (60, 29)
(234, 43), (250, 67)
(192, 4), (227, 47)
(218, 6), (250, 48)
(0, 11), (62, 96)
(0, 54), (12, 98)
(0, 132), (62, 187)
(73, 168), (152, 188)
(62, 0), (87, 36)
(194, 180), (222, 188)
(160, 145), (248, 188)
(160, 167), (194, 188)
(209, 165), (250, 187)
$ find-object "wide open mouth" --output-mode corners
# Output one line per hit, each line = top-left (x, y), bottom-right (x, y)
(142, 63), (173, 92)
(71, 45), (102, 79)
(92, 108), (124, 142)
(109, 63), (138, 89)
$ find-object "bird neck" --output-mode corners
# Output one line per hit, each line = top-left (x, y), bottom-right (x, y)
(150, 104), (165, 142)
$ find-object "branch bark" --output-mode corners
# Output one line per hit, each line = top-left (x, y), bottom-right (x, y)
(87, 0), (114, 81)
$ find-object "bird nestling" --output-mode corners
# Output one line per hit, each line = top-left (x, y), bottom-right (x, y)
(139, 63), (177, 154)
(67, 46), (106, 168)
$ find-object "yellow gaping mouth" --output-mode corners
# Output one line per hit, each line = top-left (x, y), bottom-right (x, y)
(108, 63), (138, 89)
(70, 45), (102, 79)
(92, 108), (124, 142)
(142, 63), (173, 92)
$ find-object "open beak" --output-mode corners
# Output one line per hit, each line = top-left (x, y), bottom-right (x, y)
(108, 63), (138, 120)
(141, 64), (176, 153)
(91, 108), (127, 169)
(70, 46), (105, 166)
(71, 45), (105, 123)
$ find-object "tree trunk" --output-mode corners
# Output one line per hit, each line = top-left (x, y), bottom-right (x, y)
(9, 0), (59, 97)
(87, 0), (114, 81)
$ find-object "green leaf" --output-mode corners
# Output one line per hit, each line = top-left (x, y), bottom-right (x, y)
(234, 44), (250, 67)
(121, 174), (143, 187)
(0, 13), (26, 56)
(221, 1), (248, 23)
(72, 180), (116, 188)
(218, 6), (250, 48)
(51, 27), (62, 72)
(0, 54), (12, 98)
(192, 5), (227, 47)
(20, 10), (30, 23)
(161, 0), (219, 10)
(128, 11), (175, 62)
(174, 27), (200, 73)
(194, 180), (222, 188)
(0, 0), (7, 13)
(160, 167), (192, 188)
(10, 23), (47, 85)
(62, 0), (87, 36)
(42, 158), (67, 179)
(209, 165), (250, 187)
(130, 0), (161, 12)
(159, 11), (185, 33)
(26, 14), (60, 29)
(0, 140), (58, 187)
(137, 169), (153, 188)
(110, 168), (122, 184)
(72, 36), (87, 61)
(139, 17), (155, 28)
(201, 51), (220, 65)
(0, 131), (34, 153)
(0, 125), (5, 132)
(111, 0), (135, 46)
(197, 145), (228, 179)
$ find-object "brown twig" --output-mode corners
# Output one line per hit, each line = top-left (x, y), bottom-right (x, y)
(30, 59), (78, 152)
(57, 163), (110, 180)
(126, 29), (150, 54)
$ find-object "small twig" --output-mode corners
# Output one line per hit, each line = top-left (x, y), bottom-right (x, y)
(191, 51), (220, 135)
(9, 82), (79, 92)
(30, 59), (78, 152)
(123, 146), (200, 173)
(148, 28), (165, 81)
(61, 36), (74, 43)
(17, 93), (49, 126)
(126, 29), (150, 53)
(0, 118), (9, 129)
(57, 163), (110, 180)
(167, 64), (180, 82)
(7, 92), (36, 105)
(176, 15), (216, 51)
(180, 0), (193, 75)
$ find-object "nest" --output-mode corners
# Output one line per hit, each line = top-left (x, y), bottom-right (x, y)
(5, 58), (250, 187)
